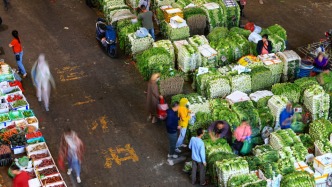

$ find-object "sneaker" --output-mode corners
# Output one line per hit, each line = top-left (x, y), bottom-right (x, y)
(180, 144), (187, 148)
(175, 148), (181, 153)
(77, 177), (81, 183)
(67, 169), (72, 175)
(23, 73), (27, 78)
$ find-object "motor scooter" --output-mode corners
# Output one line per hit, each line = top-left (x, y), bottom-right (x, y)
(95, 18), (117, 58)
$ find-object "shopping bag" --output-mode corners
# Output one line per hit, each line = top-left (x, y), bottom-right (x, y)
(240, 139), (253, 155)
(157, 98), (168, 120)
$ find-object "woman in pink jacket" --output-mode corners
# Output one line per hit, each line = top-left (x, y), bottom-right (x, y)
(233, 120), (252, 154)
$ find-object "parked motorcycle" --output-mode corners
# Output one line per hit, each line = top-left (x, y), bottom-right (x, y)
(95, 18), (117, 58)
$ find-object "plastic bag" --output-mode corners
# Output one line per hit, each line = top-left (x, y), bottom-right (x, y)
(136, 27), (149, 38)
(240, 139), (253, 155)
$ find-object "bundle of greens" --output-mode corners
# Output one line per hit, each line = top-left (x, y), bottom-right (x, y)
(232, 101), (260, 128)
(243, 180), (267, 187)
(207, 152), (237, 185)
(267, 24), (287, 41)
(250, 66), (273, 92)
(155, 0), (175, 7)
(204, 138), (233, 158)
(201, 3), (225, 31)
(165, 22), (190, 41)
(189, 112), (212, 136)
(214, 37), (236, 66)
(254, 96), (272, 108)
(102, 0), (126, 13)
(253, 144), (274, 156)
(229, 27), (251, 38)
(315, 139), (332, 154)
(175, 0), (191, 7)
(228, 33), (250, 61)
(117, 21), (141, 53)
(104, 5), (129, 15)
(187, 93), (211, 114)
(271, 83), (301, 103)
(219, 0), (240, 28)
(153, 40), (175, 64)
(309, 118), (332, 141)
(128, 32), (154, 55)
(317, 72), (332, 92)
(174, 40), (201, 73)
(206, 76), (231, 98)
(280, 171), (315, 187)
(257, 150), (279, 163)
(269, 34), (286, 53)
(303, 84), (330, 120)
(294, 77), (319, 102)
(291, 144), (308, 161)
(136, 47), (172, 81)
(207, 27), (228, 44)
(244, 156), (262, 171)
(195, 69), (220, 94)
(183, 7), (207, 20)
(299, 134), (314, 150)
(267, 95), (288, 127)
(227, 173), (259, 187)
(260, 163), (280, 179)
(258, 107), (274, 129)
(278, 157), (295, 176)
(215, 158), (249, 187)
(209, 98), (229, 110)
(270, 129), (302, 150)
(228, 73), (251, 93)
(188, 35), (209, 49)
(212, 107), (240, 129)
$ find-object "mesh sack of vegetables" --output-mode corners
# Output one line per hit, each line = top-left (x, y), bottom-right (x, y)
(214, 37), (236, 66)
(184, 7), (207, 35)
(229, 27), (251, 38)
(117, 21), (141, 52)
(219, 0), (240, 29)
(269, 34), (286, 53)
(207, 27), (228, 44)
(137, 47), (172, 81)
(271, 83), (301, 103)
(258, 107), (274, 129)
(250, 66), (273, 92)
(202, 4), (225, 32)
(267, 24), (287, 41)
(207, 152), (237, 185)
(228, 33), (250, 61)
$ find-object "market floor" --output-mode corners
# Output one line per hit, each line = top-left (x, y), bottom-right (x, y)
(0, 0), (331, 187)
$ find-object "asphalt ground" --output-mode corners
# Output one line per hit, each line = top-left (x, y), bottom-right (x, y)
(0, 0), (330, 187)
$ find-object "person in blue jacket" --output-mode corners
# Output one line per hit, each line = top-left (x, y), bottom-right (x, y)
(166, 102), (180, 159)
(280, 103), (294, 129)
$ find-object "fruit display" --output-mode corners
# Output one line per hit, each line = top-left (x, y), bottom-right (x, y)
(30, 153), (49, 160)
(26, 131), (42, 139)
(9, 111), (24, 120)
(11, 99), (28, 108)
(22, 110), (34, 118)
(26, 117), (37, 125)
(6, 94), (23, 102)
(0, 144), (11, 156)
(15, 120), (27, 128)
(27, 170), (36, 179)
(9, 133), (26, 147)
(0, 113), (10, 123)
(29, 143), (47, 152)
(38, 166), (58, 177)
(2, 128), (18, 142)
(36, 158), (54, 168)
(41, 176), (62, 185)
(25, 125), (37, 134)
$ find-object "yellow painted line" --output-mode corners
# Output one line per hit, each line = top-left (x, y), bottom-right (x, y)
(88, 116), (109, 134)
(73, 96), (96, 106)
(103, 144), (139, 168)
(56, 66), (87, 82)
(99, 116), (109, 133)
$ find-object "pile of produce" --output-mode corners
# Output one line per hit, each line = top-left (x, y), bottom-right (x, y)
(215, 157), (249, 187)
(211, 105), (240, 129)
(153, 40), (175, 64)
(309, 118), (332, 141)
(187, 35), (209, 48)
(0, 113), (10, 123)
(219, 0), (240, 28)
(164, 21), (190, 41)
(280, 171), (315, 187)
(271, 83), (301, 103)
(171, 93), (210, 114)
(189, 112), (212, 137)
(155, 0), (175, 7)
(26, 131), (42, 139)
(276, 50), (301, 82)
(229, 27), (251, 38)
(269, 34), (286, 53)
(104, 5), (129, 15)
(128, 33), (154, 55)
(232, 101), (259, 128)
(11, 100), (28, 108)
(9, 133), (26, 147)
(267, 24), (287, 41)
(257, 107), (274, 128)
(174, 40), (201, 73)
(250, 66), (273, 92)
(198, 44), (218, 67)
(39, 166), (58, 177)
(227, 173), (260, 187)
(211, 37), (236, 66)
(268, 95), (288, 128)
(228, 33), (250, 61)
(36, 158), (55, 168)
(205, 76), (231, 98)
(22, 110), (34, 118)
(201, 3), (225, 31)
(238, 55), (262, 68)
(303, 84), (330, 120)
(183, 7), (207, 35)
(195, 70), (220, 95)
(315, 139), (332, 154)
(6, 94), (23, 102)
(228, 73), (251, 93)
(30, 153), (49, 160)
(252, 144), (274, 156)
(207, 27), (228, 45)
(270, 129), (299, 149)
(299, 133), (314, 150)
(207, 152), (236, 185)
(117, 20), (141, 54)
(41, 176), (62, 185)
(204, 138), (233, 158)
(137, 47), (172, 81)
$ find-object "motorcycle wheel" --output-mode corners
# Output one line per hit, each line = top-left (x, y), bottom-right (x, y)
(108, 45), (117, 58)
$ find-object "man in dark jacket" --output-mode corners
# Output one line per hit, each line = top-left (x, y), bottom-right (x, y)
(256, 34), (273, 55)
(166, 102), (180, 158)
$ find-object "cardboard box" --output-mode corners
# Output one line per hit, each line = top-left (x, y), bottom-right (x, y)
(314, 154), (332, 174)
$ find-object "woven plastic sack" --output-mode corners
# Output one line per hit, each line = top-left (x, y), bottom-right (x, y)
(136, 27), (149, 38)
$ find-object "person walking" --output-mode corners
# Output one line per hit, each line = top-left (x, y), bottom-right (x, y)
(10, 164), (29, 187)
(58, 128), (84, 184)
(175, 98), (191, 153)
(146, 73), (163, 123)
(31, 54), (56, 112)
(189, 128), (207, 186)
(166, 101), (180, 159)
(138, 5), (155, 40)
(9, 30), (27, 78)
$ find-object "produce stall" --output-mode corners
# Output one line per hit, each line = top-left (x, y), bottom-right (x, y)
(0, 61), (66, 187)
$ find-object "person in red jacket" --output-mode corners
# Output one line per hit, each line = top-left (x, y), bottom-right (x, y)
(10, 164), (29, 187)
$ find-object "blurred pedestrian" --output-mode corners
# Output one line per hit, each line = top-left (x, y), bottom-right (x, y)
(166, 101), (180, 159)
(59, 128), (84, 184)
(146, 73), (163, 123)
(208, 120), (232, 145)
(233, 120), (252, 154)
(31, 54), (55, 112)
(189, 128), (207, 186)
(175, 98), (191, 153)
(9, 30), (27, 78)
(280, 102), (294, 129)
(10, 164), (29, 187)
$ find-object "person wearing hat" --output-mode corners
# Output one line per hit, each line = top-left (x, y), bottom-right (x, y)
(256, 34), (272, 55)
(175, 98), (191, 153)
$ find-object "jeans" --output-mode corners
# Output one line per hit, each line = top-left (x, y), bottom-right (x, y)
(176, 128), (187, 148)
(148, 28), (155, 41)
(192, 160), (205, 185)
(15, 51), (26, 75)
(167, 133), (177, 155)
(68, 156), (81, 178)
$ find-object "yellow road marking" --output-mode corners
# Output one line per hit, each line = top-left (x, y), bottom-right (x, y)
(56, 66), (87, 82)
(103, 144), (139, 168)
(99, 116), (109, 133)
(73, 96), (96, 106)
(88, 116), (110, 134)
